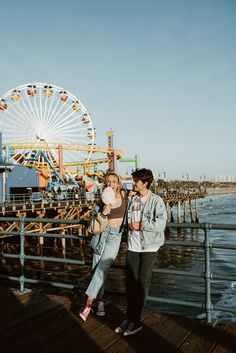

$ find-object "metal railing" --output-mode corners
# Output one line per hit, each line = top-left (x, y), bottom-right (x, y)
(0, 216), (89, 289)
(1, 191), (97, 206)
(0, 217), (236, 324)
(148, 222), (236, 324)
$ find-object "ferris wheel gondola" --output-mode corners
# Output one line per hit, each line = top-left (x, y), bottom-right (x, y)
(0, 82), (96, 174)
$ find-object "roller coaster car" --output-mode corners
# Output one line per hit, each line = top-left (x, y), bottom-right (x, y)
(0, 99), (7, 110)
(24, 150), (38, 161)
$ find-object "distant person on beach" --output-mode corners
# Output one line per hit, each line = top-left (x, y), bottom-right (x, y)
(115, 168), (167, 336)
(79, 172), (127, 321)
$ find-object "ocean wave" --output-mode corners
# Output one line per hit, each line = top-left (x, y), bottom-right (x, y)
(212, 281), (236, 323)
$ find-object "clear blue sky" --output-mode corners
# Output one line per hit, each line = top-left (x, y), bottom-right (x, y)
(0, 0), (235, 180)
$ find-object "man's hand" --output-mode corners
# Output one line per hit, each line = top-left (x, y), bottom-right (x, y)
(128, 191), (137, 197)
(129, 222), (140, 231)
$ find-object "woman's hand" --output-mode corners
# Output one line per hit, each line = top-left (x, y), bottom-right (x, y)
(102, 204), (112, 216)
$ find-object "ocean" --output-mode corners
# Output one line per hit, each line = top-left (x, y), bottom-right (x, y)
(147, 193), (236, 323)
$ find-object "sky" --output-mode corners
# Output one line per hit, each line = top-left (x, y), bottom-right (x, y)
(0, 0), (235, 181)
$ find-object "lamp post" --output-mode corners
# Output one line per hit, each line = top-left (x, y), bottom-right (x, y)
(158, 169), (167, 191)
(182, 171), (189, 194)
(158, 169), (166, 180)
(182, 171), (189, 181)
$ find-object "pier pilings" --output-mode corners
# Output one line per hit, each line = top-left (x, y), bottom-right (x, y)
(154, 190), (205, 224)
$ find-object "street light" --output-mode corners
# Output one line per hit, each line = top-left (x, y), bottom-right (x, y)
(182, 171), (189, 194)
(158, 169), (166, 180)
(182, 171), (189, 181)
(158, 169), (167, 191)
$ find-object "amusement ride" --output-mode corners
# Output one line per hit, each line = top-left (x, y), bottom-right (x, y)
(0, 82), (123, 184)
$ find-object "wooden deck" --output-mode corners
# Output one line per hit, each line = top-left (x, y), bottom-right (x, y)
(0, 286), (235, 353)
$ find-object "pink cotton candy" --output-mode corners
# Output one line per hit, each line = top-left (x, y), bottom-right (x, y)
(101, 187), (116, 206)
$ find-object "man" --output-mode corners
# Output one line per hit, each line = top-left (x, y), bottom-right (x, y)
(115, 168), (167, 336)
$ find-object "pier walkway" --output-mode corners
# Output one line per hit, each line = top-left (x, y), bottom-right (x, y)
(0, 286), (235, 353)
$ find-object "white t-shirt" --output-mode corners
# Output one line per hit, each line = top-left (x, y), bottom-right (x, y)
(128, 192), (160, 253)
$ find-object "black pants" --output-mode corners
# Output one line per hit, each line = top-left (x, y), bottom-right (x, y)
(126, 250), (157, 324)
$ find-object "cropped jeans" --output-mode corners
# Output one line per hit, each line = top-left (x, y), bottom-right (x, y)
(85, 225), (122, 299)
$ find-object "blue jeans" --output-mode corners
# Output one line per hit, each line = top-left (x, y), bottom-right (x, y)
(85, 225), (122, 299)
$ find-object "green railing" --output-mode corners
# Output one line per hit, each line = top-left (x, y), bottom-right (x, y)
(0, 217), (236, 324)
(148, 222), (236, 324)
(0, 216), (85, 291)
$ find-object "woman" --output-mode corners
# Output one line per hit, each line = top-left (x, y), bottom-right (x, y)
(79, 172), (127, 321)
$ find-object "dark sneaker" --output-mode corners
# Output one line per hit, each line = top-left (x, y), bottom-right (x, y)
(123, 321), (142, 336)
(115, 319), (129, 334)
(96, 301), (105, 317)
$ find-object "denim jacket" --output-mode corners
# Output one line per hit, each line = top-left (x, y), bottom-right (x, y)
(127, 192), (167, 250)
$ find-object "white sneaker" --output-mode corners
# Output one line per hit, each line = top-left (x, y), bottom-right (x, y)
(96, 301), (105, 316)
(79, 306), (91, 321)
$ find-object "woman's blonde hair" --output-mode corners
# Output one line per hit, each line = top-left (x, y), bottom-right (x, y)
(105, 172), (122, 197)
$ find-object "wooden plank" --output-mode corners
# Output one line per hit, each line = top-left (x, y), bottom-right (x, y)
(74, 304), (149, 353)
(1, 305), (70, 351)
(30, 303), (124, 353)
(211, 323), (236, 353)
(0, 292), (69, 331)
(31, 303), (151, 353)
(176, 321), (225, 353)
(135, 314), (197, 353)
(103, 313), (170, 353)
(31, 315), (108, 353)
(0, 287), (33, 305)
(1, 287), (235, 353)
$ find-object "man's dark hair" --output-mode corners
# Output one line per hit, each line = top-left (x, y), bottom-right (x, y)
(131, 168), (153, 189)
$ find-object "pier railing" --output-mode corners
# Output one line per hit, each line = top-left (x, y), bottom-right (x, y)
(149, 222), (236, 324)
(0, 217), (236, 324)
(1, 191), (92, 207)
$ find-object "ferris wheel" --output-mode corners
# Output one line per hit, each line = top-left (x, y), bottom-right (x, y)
(0, 82), (95, 172)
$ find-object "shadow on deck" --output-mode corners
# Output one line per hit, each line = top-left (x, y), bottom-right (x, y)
(0, 286), (235, 353)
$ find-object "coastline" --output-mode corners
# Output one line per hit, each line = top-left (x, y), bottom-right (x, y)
(206, 186), (236, 196)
